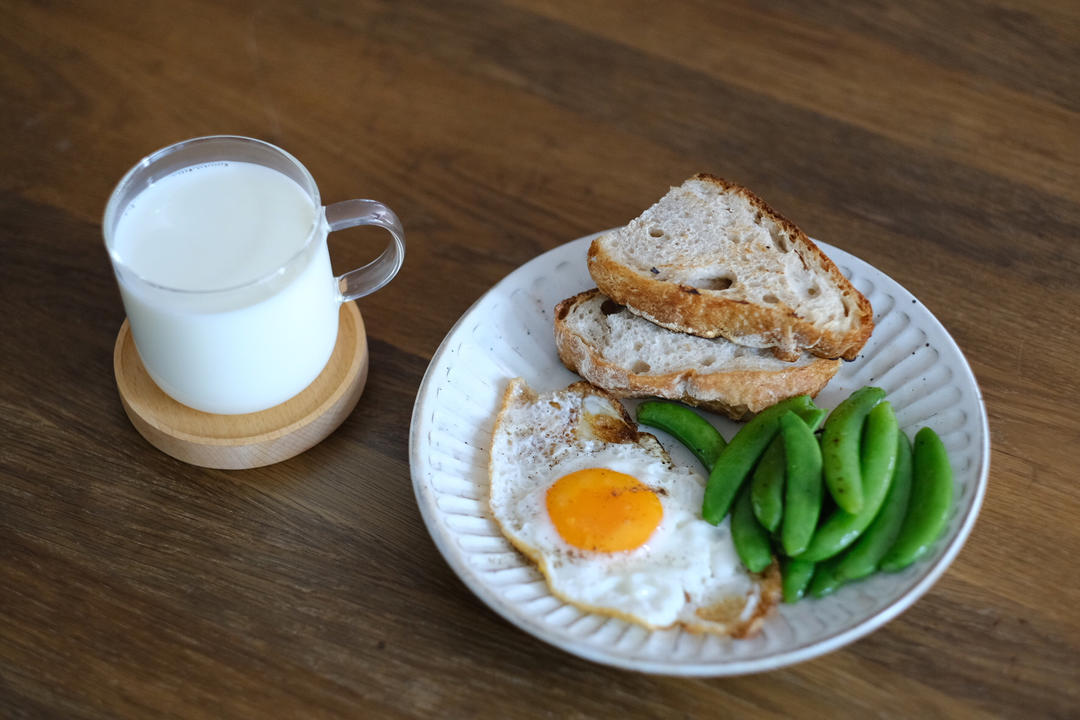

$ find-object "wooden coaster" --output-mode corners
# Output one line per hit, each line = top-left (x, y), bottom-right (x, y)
(114, 302), (368, 469)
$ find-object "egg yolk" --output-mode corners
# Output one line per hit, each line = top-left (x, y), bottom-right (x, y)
(545, 468), (663, 552)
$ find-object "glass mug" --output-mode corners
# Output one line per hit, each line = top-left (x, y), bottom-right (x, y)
(103, 135), (405, 415)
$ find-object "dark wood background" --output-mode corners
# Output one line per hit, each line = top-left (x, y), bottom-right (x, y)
(2, 1), (1078, 717)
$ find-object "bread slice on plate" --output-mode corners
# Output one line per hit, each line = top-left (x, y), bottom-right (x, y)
(554, 289), (840, 420)
(586, 174), (873, 361)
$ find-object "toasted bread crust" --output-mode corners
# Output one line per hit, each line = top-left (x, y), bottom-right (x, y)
(587, 174), (874, 361)
(554, 290), (840, 420)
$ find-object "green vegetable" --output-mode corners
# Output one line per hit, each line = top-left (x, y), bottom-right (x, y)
(801, 407), (828, 435)
(779, 411), (824, 557)
(807, 555), (845, 598)
(835, 432), (914, 581)
(751, 407), (826, 533)
(702, 395), (817, 525)
(821, 386), (886, 513)
(781, 557), (816, 604)
(749, 437), (785, 533)
(636, 401), (727, 472)
(880, 427), (954, 572)
(653, 387), (955, 605)
(731, 485), (773, 573)
(797, 401), (899, 562)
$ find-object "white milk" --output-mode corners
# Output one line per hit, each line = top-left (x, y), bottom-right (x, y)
(112, 161), (340, 415)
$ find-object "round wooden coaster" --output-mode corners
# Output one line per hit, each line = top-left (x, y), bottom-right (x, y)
(114, 302), (368, 469)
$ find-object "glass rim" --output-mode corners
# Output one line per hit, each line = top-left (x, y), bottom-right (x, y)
(102, 135), (324, 296)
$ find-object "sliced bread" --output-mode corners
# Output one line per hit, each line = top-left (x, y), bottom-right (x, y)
(586, 174), (873, 361)
(554, 289), (840, 420)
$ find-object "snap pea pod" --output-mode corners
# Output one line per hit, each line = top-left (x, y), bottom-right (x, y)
(807, 555), (845, 598)
(637, 401), (727, 471)
(751, 407), (826, 532)
(801, 407), (827, 435)
(821, 386), (886, 514)
(835, 431), (914, 581)
(797, 401), (899, 562)
(779, 411), (824, 557)
(781, 557), (816, 604)
(749, 437), (786, 533)
(880, 427), (954, 572)
(702, 395), (817, 525)
(731, 485), (773, 573)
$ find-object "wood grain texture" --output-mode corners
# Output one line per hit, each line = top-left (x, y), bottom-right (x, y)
(1, 0), (1078, 717)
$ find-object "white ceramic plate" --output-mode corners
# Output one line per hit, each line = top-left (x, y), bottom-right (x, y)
(409, 232), (988, 676)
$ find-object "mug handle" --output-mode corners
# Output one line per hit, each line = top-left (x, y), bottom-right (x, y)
(324, 199), (406, 301)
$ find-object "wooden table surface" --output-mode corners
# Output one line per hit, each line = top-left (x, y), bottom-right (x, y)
(3, 1), (1078, 717)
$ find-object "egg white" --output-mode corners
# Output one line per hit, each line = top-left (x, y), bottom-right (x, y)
(489, 380), (767, 632)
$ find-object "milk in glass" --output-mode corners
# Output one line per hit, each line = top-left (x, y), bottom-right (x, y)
(111, 161), (339, 414)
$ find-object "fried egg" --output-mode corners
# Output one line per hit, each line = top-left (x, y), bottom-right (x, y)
(488, 378), (778, 636)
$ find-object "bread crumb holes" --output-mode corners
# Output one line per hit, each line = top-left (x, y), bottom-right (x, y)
(766, 221), (790, 252)
(702, 275), (735, 290)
